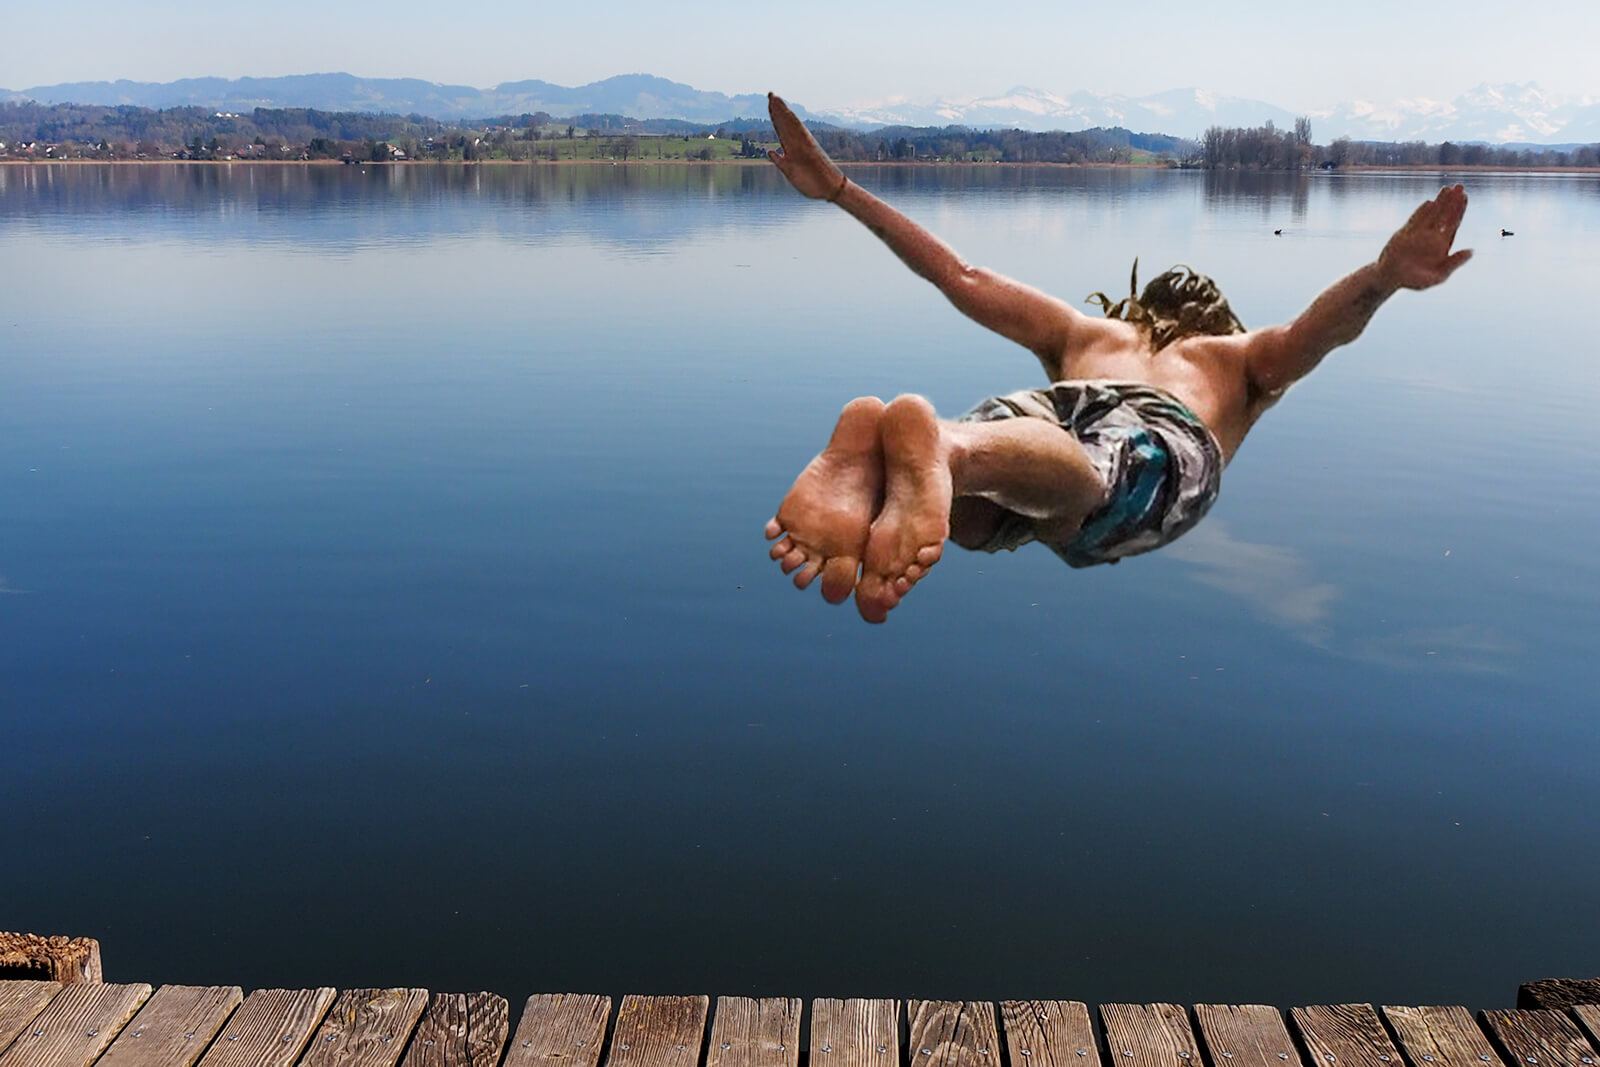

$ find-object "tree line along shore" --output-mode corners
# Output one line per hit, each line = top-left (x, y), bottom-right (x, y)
(3, 101), (1597, 169)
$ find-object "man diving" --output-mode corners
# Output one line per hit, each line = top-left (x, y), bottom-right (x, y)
(761, 93), (1473, 624)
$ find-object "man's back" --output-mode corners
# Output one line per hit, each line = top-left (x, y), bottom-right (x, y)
(1047, 318), (1267, 463)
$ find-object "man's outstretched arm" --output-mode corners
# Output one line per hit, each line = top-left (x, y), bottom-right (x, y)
(1246, 184), (1473, 397)
(766, 93), (1096, 364)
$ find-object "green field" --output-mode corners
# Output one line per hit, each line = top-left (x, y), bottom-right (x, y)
(502, 133), (767, 162)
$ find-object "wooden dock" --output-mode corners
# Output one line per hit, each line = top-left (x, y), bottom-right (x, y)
(2, 982), (1599, 1067)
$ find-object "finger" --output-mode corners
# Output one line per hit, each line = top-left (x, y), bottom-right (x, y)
(768, 94), (798, 133)
(1442, 248), (1473, 277)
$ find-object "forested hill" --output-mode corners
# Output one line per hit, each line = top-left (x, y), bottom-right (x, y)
(7, 100), (1591, 168)
(0, 101), (1196, 163)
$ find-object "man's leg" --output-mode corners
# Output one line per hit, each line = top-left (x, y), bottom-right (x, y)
(856, 394), (1106, 622)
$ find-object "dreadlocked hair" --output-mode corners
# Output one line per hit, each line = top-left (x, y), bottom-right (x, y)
(1085, 260), (1245, 351)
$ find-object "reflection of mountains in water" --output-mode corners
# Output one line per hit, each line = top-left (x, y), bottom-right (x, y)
(0, 163), (805, 251)
(0, 162), (1189, 250)
(5, 164), (1483, 252)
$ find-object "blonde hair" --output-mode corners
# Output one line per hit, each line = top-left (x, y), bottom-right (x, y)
(1087, 260), (1245, 351)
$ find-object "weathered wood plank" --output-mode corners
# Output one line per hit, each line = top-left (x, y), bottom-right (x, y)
(1519, 982), (1600, 1012)
(1194, 1005), (1302, 1067)
(0, 981), (150, 1067)
(500, 994), (610, 1067)
(606, 996), (708, 1067)
(1382, 1007), (1505, 1067)
(1572, 1009), (1600, 1051)
(0, 983), (61, 1058)
(706, 998), (800, 1067)
(810, 999), (899, 1067)
(1481, 1009), (1599, 1067)
(0, 934), (102, 984)
(195, 987), (336, 1067)
(97, 985), (243, 1067)
(1101, 1004), (1200, 1067)
(398, 994), (509, 1067)
(908, 1002), (1000, 1067)
(1291, 1006), (1404, 1067)
(1001, 1001), (1100, 1067)
(300, 988), (430, 1067)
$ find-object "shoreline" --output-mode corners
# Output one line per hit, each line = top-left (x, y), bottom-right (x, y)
(3, 158), (1598, 174)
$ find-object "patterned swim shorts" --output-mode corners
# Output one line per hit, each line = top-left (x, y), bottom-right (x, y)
(959, 379), (1223, 568)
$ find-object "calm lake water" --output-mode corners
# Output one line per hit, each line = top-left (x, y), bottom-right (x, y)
(3, 163), (1598, 1010)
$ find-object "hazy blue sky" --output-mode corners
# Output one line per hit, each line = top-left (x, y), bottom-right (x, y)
(6, 0), (1597, 110)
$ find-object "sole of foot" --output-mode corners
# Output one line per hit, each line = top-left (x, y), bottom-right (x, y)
(765, 396), (886, 604)
(856, 394), (951, 623)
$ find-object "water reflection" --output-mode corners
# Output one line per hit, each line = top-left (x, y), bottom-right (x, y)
(1202, 169), (1311, 223)
(1167, 520), (1338, 643)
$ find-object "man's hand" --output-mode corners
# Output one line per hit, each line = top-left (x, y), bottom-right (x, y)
(1379, 184), (1473, 290)
(767, 93), (847, 201)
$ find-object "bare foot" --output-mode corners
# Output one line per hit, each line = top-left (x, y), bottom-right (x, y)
(765, 397), (886, 604)
(856, 395), (951, 623)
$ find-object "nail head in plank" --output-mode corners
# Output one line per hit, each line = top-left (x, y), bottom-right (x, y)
(607, 996), (709, 1067)
(908, 1002), (1000, 1067)
(810, 999), (899, 1067)
(502, 994), (610, 1067)
(196, 987), (336, 1067)
(300, 988), (430, 1067)
(0, 983), (62, 1058)
(1195, 1005), (1302, 1067)
(1291, 1006), (1405, 1067)
(707, 998), (800, 1067)
(400, 994), (509, 1067)
(98, 986), (244, 1067)
(1101, 1004), (1200, 1067)
(1572, 1009), (1600, 1053)
(0, 981), (151, 1067)
(1382, 1007), (1505, 1067)
(1002, 1001), (1100, 1067)
(1482, 1010), (1599, 1067)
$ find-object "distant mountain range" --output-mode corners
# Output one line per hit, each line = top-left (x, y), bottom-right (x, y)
(1, 73), (789, 126)
(5, 72), (1598, 145)
(827, 83), (1600, 145)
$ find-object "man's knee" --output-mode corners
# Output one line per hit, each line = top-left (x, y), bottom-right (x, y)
(950, 496), (1005, 550)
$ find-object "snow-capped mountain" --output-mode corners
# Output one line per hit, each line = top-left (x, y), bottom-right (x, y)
(1312, 83), (1600, 144)
(819, 87), (1301, 137)
(818, 82), (1600, 144)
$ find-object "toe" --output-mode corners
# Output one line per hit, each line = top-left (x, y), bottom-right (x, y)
(915, 543), (943, 567)
(793, 558), (822, 589)
(856, 590), (889, 624)
(765, 517), (782, 540)
(780, 547), (807, 573)
(819, 556), (859, 604)
(769, 535), (794, 560)
(854, 574), (889, 623)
